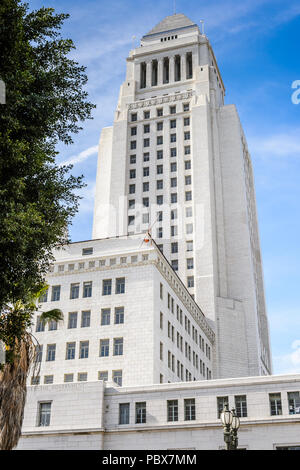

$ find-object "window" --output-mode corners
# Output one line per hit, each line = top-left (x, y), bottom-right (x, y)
(51, 286), (60, 302)
(183, 103), (190, 112)
(64, 373), (73, 383)
(144, 124), (150, 133)
(167, 400), (178, 421)
(38, 402), (51, 427)
(130, 141), (136, 150)
(119, 403), (130, 425)
(186, 240), (193, 252)
(185, 160), (191, 170)
(187, 258), (194, 270)
(157, 165), (163, 175)
(144, 138), (150, 147)
(131, 113), (137, 122)
(115, 307), (124, 324)
(184, 131), (190, 140)
(157, 150), (163, 160)
(143, 182), (149, 192)
(44, 375), (53, 384)
(171, 177), (177, 188)
(48, 319), (58, 331)
(39, 290), (48, 303)
(170, 119), (176, 128)
(170, 133), (176, 143)
(36, 316), (45, 332)
(157, 135), (163, 145)
(171, 242), (178, 253)
(130, 169), (136, 179)
(186, 206), (193, 217)
(70, 283), (79, 299)
(101, 308), (110, 325)
(116, 277), (125, 294)
(114, 338), (123, 356)
(68, 312), (77, 329)
(160, 342), (163, 360)
(157, 108), (163, 117)
(100, 339), (109, 357)
(171, 193), (177, 204)
(144, 110), (150, 119)
(78, 372), (87, 382)
(217, 396), (229, 418)
(235, 395), (247, 417)
(136, 402), (146, 424)
(131, 126), (137, 136)
(83, 281), (92, 298)
(103, 279), (112, 295)
(184, 117), (190, 126)
(46, 344), (56, 362)
(185, 191), (192, 201)
(157, 227), (163, 238)
(171, 260), (178, 271)
(36, 345), (43, 362)
(160, 283), (163, 300)
(143, 197), (149, 207)
(66, 342), (76, 360)
(129, 184), (135, 194)
(82, 247), (93, 256)
(170, 162), (177, 172)
(81, 310), (91, 328)
(157, 121), (163, 131)
(79, 341), (89, 359)
(113, 370), (122, 386)
(269, 393), (282, 416)
(170, 105), (176, 114)
(288, 392), (300, 414)
(143, 152), (150, 162)
(143, 167), (149, 177)
(156, 180), (163, 190)
(184, 399), (196, 421)
(98, 371), (108, 381)
(170, 147), (177, 157)
(157, 195), (163, 205)
(143, 213), (150, 223)
(184, 146), (191, 155)
(129, 200), (135, 209)
(185, 175), (192, 185)
(130, 154), (136, 164)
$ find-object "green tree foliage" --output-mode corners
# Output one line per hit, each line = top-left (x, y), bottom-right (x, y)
(0, 0), (95, 308)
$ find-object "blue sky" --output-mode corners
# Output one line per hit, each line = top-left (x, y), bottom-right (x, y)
(29, 0), (300, 375)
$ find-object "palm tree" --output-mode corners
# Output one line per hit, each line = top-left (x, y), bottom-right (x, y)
(0, 288), (63, 450)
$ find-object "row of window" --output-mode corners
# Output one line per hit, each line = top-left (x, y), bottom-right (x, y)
(35, 390), (300, 428)
(130, 117), (190, 136)
(164, 346), (211, 381)
(32, 370), (122, 388)
(51, 254), (148, 273)
(131, 103), (189, 122)
(37, 338), (124, 362)
(40, 278), (126, 303)
(161, 286), (209, 354)
(36, 307), (125, 332)
(130, 132), (190, 149)
(128, 189), (192, 205)
(130, 148), (190, 167)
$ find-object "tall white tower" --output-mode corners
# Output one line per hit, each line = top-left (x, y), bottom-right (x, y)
(92, 13), (272, 379)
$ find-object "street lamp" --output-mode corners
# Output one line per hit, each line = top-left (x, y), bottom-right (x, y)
(220, 405), (240, 450)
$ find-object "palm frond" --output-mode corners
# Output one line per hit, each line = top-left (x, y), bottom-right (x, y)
(39, 309), (64, 324)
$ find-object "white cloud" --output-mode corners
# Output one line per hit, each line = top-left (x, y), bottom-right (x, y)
(274, 340), (300, 374)
(60, 145), (98, 167)
(249, 130), (300, 158)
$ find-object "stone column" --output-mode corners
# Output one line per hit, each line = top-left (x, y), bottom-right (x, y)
(181, 54), (186, 81)
(146, 62), (151, 88)
(157, 59), (163, 86)
(169, 56), (175, 83)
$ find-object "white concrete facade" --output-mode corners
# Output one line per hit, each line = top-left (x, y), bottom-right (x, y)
(91, 13), (272, 379)
(31, 235), (214, 388)
(18, 374), (300, 450)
